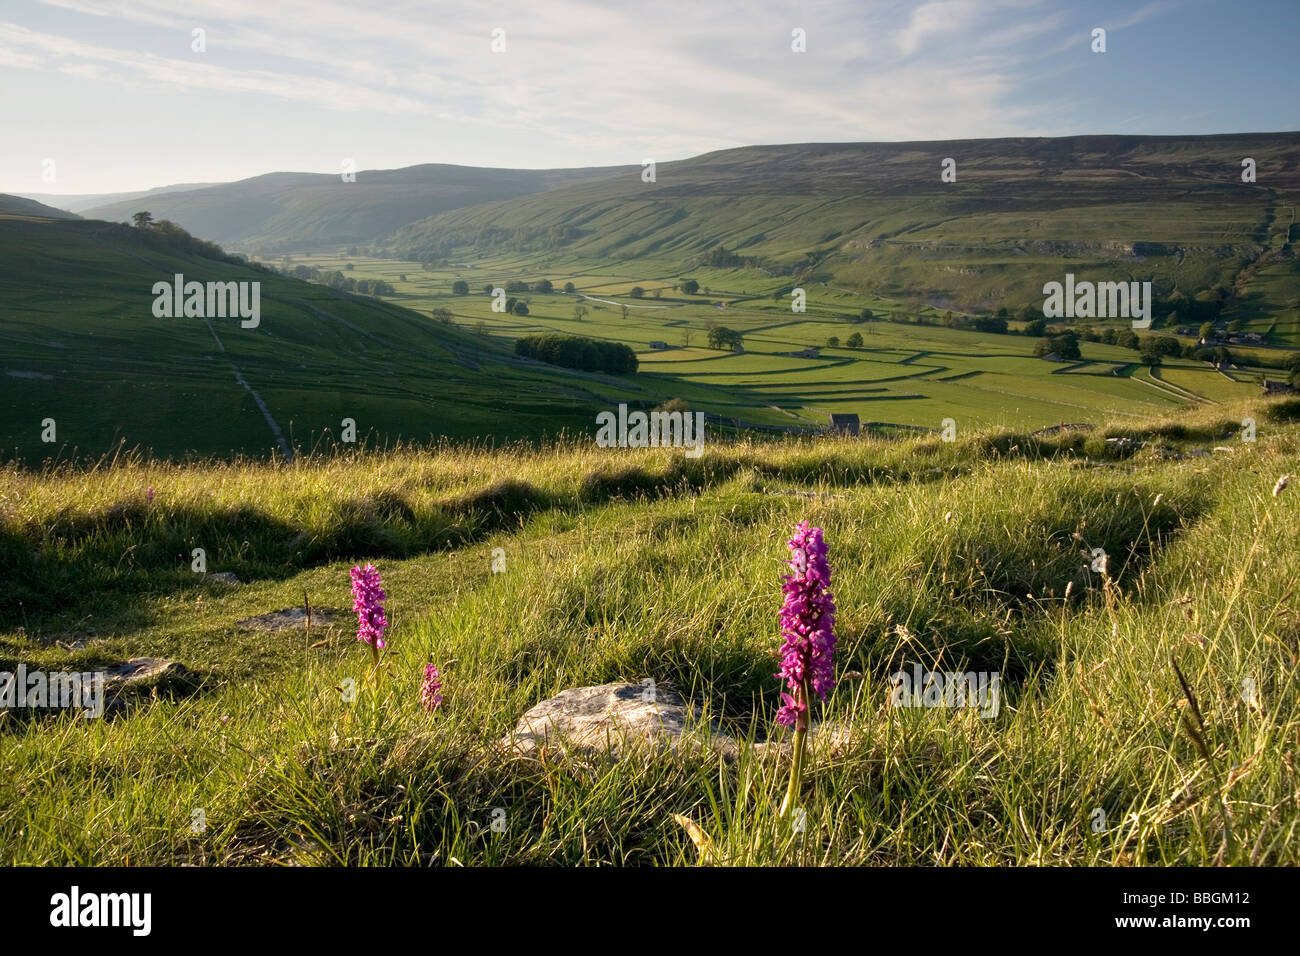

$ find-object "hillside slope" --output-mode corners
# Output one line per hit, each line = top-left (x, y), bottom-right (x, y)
(0, 217), (631, 460)
(386, 134), (1300, 312)
(2, 396), (1297, 865)
(81, 163), (632, 254)
(0, 194), (81, 220)
(19, 183), (224, 215)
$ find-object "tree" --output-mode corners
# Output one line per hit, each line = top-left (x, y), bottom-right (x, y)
(483, 284), (494, 294)
(131, 211), (153, 228)
(1138, 337), (1165, 366)
(573, 304), (588, 322)
(630, 286), (645, 299)
(1227, 319), (1245, 333)
(1199, 322), (1214, 340)
(1115, 330), (1139, 350)
(533, 279), (553, 293)
(707, 327), (743, 350)
(399, 274), (407, 282)
(563, 281), (576, 293)
(681, 328), (694, 348)
(1147, 335), (1182, 357)
(681, 279), (700, 295)
(513, 300), (529, 316)
(859, 308), (874, 322)
(1039, 330), (1081, 360)
(846, 332), (863, 348)
(827, 336), (840, 347)
(620, 305), (630, 321)
(452, 280), (469, 294)
(1023, 318), (1047, 337)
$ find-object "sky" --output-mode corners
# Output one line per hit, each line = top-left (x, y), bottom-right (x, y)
(3, 0), (1298, 195)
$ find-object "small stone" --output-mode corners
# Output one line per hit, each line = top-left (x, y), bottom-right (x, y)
(504, 682), (702, 756)
(237, 607), (335, 630)
(103, 657), (190, 692)
(208, 572), (241, 585)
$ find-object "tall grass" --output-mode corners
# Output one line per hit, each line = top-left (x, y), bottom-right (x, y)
(1, 398), (1297, 864)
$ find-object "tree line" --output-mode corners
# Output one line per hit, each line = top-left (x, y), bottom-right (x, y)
(515, 334), (638, 374)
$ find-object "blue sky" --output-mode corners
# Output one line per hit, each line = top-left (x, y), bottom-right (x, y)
(4, 0), (1297, 194)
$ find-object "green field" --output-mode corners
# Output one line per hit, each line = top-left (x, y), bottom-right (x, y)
(290, 251), (1288, 432)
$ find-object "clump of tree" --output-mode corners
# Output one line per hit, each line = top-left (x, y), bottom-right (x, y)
(534, 279), (554, 293)
(127, 213), (262, 270)
(515, 334), (638, 374)
(846, 332), (864, 348)
(707, 327), (744, 350)
(681, 279), (700, 295)
(452, 280), (469, 294)
(972, 314), (1009, 334)
(277, 262), (393, 296)
(1034, 330), (1082, 360)
(430, 308), (454, 324)
(699, 246), (745, 268)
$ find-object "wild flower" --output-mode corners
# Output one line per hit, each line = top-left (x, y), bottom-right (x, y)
(421, 663), (443, 712)
(350, 564), (388, 669)
(775, 522), (837, 727)
(774, 521), (836, 818)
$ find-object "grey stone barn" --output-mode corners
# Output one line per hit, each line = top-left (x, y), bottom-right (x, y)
(829, 413), (860, 435)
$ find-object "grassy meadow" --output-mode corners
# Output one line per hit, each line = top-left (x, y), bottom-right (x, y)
(292, 251), (1272, 432)
(3, 396), (1298, 866)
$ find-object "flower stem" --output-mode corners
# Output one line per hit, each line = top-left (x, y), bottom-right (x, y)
(779, 680), (811, 819)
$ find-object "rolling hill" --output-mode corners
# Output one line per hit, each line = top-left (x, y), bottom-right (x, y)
(384, 134), (1300, 315)
(0, 215), (647, 461)
(19, 183), (225, 215)
(0, 194), (81, 220)
(79, 163), (632, 255)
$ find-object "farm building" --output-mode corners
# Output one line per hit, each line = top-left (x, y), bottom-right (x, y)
(829, 413), (860, 435)
(1263, 379), (1299, 395)
(649, 341), (670, 349)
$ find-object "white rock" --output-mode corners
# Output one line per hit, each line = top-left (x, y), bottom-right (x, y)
(504, 682), (701, 756)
